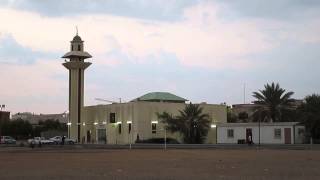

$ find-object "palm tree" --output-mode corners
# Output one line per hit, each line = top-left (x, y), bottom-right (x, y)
(157, 103), (210, 144)
(252, 82), (294, 122)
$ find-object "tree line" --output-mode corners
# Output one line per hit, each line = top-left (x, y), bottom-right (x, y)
(0, 119), (67, 139)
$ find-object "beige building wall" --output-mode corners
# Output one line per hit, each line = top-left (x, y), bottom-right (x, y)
(82, 102), (227, 144)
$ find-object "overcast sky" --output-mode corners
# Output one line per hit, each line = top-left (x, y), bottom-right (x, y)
(0, 0), (319, 114)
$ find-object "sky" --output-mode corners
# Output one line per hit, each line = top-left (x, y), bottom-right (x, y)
(0, 0), (319, 114)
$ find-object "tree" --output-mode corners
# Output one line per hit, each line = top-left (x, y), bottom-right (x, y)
(157, 103), (210, 144)
(252, 82), (294, 122)
(0, 119), (33, 139)
(298, 94), (320, 141)
(227, 106), (237, 123)
(39, 119), (67, 131)
(238, 112), (249, 122)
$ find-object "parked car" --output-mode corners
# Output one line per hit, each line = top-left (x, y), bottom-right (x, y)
(49, 136), (76, 145)
(27, 137), (54, 145)
(0, 136), (17, 144)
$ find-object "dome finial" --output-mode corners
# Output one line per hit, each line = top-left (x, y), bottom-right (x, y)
(76, 25), (78, 36)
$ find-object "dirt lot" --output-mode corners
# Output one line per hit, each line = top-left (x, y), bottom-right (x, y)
(0, 149), (319, 180)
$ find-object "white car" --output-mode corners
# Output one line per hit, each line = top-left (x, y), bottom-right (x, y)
(27, 137), (54, 145)
(49, 136), (76, 145)
(0, 136), (17, 144)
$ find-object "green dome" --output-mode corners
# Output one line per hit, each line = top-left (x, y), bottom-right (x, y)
(132, 92), (187, 103)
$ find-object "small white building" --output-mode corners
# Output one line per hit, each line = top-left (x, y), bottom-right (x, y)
(217, 122), (305, 144)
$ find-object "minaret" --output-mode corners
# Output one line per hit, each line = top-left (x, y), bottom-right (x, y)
(62, 33), (92, 142)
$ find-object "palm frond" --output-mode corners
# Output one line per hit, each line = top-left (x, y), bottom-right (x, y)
(252, 82), (294, 122)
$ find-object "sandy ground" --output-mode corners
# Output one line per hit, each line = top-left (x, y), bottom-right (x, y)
(0, 149), (319, 180)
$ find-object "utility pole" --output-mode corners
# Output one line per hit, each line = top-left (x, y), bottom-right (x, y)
(243, 83), (246, 104)
(164, 128), (167, 150)
(259, 112), (261, 147)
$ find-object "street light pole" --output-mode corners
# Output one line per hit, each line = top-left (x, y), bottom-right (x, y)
(164, 128), (167, 150)
(68, 124), (70, 139)
(129, 133), (132, 150)
(259, 114), (261, 146)
(64, 112), (70, 139)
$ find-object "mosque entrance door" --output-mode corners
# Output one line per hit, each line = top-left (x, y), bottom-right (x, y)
(87, 130), (91, 143)
(97, 128), (107, 144)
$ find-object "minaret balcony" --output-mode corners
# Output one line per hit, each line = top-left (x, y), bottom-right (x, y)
(63, 61), (92, 70)
(62, 51), (92, 59)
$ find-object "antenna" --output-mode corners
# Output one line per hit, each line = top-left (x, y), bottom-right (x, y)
(243, 83), (246, 104)
(95, 98), (118, 104)
(76, 26), (78, 35)
(95, 98), (122, 104)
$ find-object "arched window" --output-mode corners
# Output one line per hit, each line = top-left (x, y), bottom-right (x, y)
(78, 45), (81, 51)
(71, 45), (74, 51)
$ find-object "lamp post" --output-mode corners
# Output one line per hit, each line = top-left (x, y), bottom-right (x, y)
(67, 122), (71, 138)
(82, 122), (86, 143)
(164, 128), (167, 150)
(258, 112), (261, 146)
(211, 124), (217, 144)
(152, 121), (166, 149)
(115, 121), (122, 145)
(158, 127), (167, 150)
(102, 121), (107, 144)
(62, 111), (70, 138)
(94, 122), (98, 144)
(127, 121), (132, 149)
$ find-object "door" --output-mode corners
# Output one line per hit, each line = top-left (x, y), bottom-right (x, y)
(284, 128), (291, 144)
(87, 130), (91, 143)
(246, 128), (252, 144)
(97, 129), (107, 144)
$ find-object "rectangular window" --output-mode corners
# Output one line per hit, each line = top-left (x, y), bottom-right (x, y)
(227, 129), (234, 138)
(152, 123), (157, 134)
(118, 124), (122, 134)
(274, 128), (281, 139)
(110, 113), (116, 123)
(128, 123), (132, 134)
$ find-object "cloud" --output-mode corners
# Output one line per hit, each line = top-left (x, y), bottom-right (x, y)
(0, 0), (196, 21)
(0, 58), (68, 113)
(84, 50), (204, 105)
(0, 34), (68, 114)
(216, 0), (320, 20)
(0, 34), (37, 64)
(1, 1), (320, 114)
(0, 2), (280, 69)
(0, 34), (59, 65)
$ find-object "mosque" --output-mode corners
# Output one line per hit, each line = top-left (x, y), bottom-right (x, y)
(62, 34), (227, 144)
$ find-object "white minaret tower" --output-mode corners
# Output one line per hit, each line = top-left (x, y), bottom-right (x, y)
(62, 33), (92, 142)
